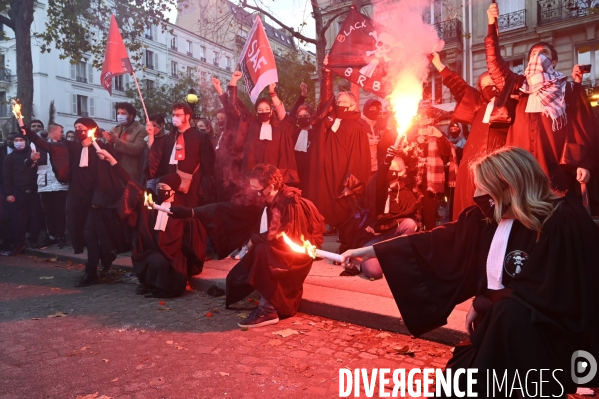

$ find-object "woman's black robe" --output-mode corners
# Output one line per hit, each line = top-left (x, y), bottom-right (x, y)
(223, 186), (326, 318)
(374, 193), (599, 394)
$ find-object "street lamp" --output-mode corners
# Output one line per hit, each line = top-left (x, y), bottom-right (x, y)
(185, 89), (200, 123)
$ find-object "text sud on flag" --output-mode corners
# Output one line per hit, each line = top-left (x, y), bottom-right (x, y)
(327, 8), (391, 97)
(237, 16), (278, 103)
(100, 14), (133, 96)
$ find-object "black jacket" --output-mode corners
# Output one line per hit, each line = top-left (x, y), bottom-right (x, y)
(2, 148), (38, 195)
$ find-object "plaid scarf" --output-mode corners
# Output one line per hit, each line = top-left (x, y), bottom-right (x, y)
(426, 138), (457, 194)
(521, 53), (568, 131)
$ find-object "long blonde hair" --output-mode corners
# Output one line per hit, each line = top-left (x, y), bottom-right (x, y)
(470, 147), (563, 233)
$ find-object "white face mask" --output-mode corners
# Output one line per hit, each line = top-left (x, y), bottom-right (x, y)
(13, 141), (26, 150)
(172, 116), (183, 127)
(117, 115), (129, 125)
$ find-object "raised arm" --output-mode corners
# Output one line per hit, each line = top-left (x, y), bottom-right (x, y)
(227, 71), (245, 119)
(289, 82), (308, 120)
(320, 55), (334, 109)
(484, 3), (516, 91)
(269, 82), (286, 121)
(22, 126), (52, 153)
(431, 52), (470, 103)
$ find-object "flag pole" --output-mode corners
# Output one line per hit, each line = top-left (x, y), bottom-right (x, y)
(130, 71), (150, 124)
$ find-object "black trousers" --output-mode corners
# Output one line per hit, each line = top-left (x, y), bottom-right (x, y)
(9, 188), (43, 245)
(40, 191), (68, 239)
(83, 207), (126, 274)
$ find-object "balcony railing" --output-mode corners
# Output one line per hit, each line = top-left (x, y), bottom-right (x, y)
(170, 45), (178, 51)
(434, 19), (463, 45)
(75, 76), (87, 83)
(498, 9), (526, 31)
(114, 84), (124, 91)
(78, 111), (89, 117)
(235, 34), (247, 47)
(187, 51), (193, 57)
(0, 68), (10, 82)
(537, 0), (599, 25)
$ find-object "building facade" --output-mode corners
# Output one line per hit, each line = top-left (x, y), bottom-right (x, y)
(0, 1), (235, 135)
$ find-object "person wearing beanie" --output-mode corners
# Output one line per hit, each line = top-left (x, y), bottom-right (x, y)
(1, 133), (43, 255)
(24, 118), (128, 286)
(97, 149), (206, 298)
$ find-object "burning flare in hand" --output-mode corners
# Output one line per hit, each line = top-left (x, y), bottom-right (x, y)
(12, 99), (24, 127)
(144, 192), (154, 210)
(279, 232), (344, 263)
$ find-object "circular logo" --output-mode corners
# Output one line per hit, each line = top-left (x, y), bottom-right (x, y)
(504, 250), (528, 277)
(337, 34), (346, 43)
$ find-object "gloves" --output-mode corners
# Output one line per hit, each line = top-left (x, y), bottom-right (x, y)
(384, 146), (399, 165)
(169, 206), (193, 219)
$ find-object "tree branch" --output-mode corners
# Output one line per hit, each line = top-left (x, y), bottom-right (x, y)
(240, 0), (317, 44)
(0, 14), (14, 30)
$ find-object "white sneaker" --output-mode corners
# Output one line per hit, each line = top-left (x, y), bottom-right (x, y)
(234, 245), (249, 260)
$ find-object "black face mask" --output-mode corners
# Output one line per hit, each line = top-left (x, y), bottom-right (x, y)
(335, 104), (350, 115)
(156, 189), (174, 205)
(364, 110), (380, 121)
(198, 128), (207, 134)
(297, 117), (311, 129)
(482, 86), (498, 102)
(257, 112), (271, 123)
(473, 194), (508, 219)
(75, 129), (89, 142)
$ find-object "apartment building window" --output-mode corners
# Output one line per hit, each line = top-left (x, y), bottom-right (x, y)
(145, 50), (157, 70)
(200, 46), (206, 62)
(213, 52), (219, 67)
(497, 0), (525, 14)
(0, 91), (7, 117)
(146, 79), (154, 94)
(577, 44), (599, 81)
(186, 40), (193, 56)
(200, 71), (207, 85)
(71, 94), (94, 117)
(187, 66), (194, 78)
(170, 35), (178, 51)
(171, 61), (178, 77)
(145, 25), (156, 40)
(225, 56), (232, 71)
(113, 75), (127, 91)
(508, 58), (524, 75)
(70, 61), (89, 83)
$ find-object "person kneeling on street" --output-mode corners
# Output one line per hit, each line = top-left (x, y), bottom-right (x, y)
(170, 164), (326, 328)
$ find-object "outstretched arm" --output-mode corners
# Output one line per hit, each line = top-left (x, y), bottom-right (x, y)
(484, 3), (516, 91)
(431, 52), (470, 103)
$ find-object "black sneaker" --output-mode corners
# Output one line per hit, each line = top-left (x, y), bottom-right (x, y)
(29, 240), (41, 249)
(100, 251), (117, 274)
(75, 272), (98, 287)
(57, 239), (67, 249)
(135, 284), (151, 295)
(38, 237), (57, 250)
(237, 308), (279, 328)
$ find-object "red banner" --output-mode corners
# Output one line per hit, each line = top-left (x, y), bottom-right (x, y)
(100, 15), (133, 96)
(328, 9), (391, 97)
(237, 16), (278, 103)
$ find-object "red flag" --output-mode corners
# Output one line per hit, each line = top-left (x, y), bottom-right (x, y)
(328, 9), (391, 97)
(100, 15), (133, 95)
(237, 16), (278, 103)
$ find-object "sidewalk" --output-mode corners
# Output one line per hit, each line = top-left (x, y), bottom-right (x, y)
(24, 235), (469, 345)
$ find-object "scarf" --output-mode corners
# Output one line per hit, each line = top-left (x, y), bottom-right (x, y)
(154, 202), (172, 231)
(259, 123), (272, 141)
(486, 218), (514, 290)
(521, 53), (568, 131)
(294, 129), (309, 152)
(425, 138), (457, 193)
(259, 207), (268, 233)
(79, 146), (89, 167)
(170, 132), (186, 165)
(331, 118), (342, 132)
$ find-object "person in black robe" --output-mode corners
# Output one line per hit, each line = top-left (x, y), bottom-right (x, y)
(486, 3), (599, 209)
(25, 118), (100, 256)
(430, 52), (510, 220)
(146, 103), (215, 207)
(170, 164), (326, 328)
(337, 148), (418, 279)
(225, 71), (299, 186)
(342, 147), (599, 396)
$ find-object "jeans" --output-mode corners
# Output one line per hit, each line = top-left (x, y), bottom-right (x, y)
(40, 191), (68, 239)
(361, 218), (418, 280)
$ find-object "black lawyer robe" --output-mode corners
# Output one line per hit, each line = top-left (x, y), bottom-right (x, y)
(214, 90), (243, 202)
(308, 110), (371, 227)
(147, 127), (215, 207)
(27, 129), (97, 254)
(224, 186), (326, 318)
(374, 193), (599, 394)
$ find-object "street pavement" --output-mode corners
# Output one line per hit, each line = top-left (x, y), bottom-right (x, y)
(0, 254), (456, 399)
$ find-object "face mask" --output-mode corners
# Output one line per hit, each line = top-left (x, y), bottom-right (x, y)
(172, 116), (183, 127)
(75, 129), (89, 142)
(473, 193), (509, 219)
(335, 104), (350, 115)
(117, 115), (129, 125)
(66, 136), (75, 141)
(449, 127), (460, 138)
(257, 112), (271, 123)
(364, 110), (380, 121)
(218, 120), (225, 129)
(13, 141), (26, 150)
(482, 86), (498, 102)
(156, 189), (174, 204)
(297, 117), (311, 129)
(199, 128), (207, 134)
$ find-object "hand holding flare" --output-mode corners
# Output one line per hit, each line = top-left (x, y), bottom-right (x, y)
(144, 192), (172, 214)
(279, 232), (344, 263)
(12, 100), (24, 128)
